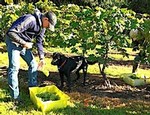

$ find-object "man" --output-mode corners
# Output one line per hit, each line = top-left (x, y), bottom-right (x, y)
(5, 9), (57, 105)
(129, 28), (150, 73)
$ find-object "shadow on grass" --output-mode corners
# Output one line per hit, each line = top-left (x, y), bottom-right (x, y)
(50, 104), (125, 115)
(49, 102), (150, 115)
(0, 67), (47, 113)
(1, 66), (150, 101)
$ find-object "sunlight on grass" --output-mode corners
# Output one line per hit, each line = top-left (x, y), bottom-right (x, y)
(106, 65), (133, 77)
(0, 51), (149, 78)
(109, 53), (135, 61)
(0, 52), (8, 66)
(87, 64), (100, 74)
(46, 47), (73, 54)
(88, 64), (150, 79)
(109, 48), (139, 61)
(106, 65), (150, 78)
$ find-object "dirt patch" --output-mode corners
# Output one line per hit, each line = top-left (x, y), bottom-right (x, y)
(37, 71), (150, 108)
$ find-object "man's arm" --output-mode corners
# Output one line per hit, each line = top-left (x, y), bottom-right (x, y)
(36, 29), (46, 60)
(7, 16), (36, 47)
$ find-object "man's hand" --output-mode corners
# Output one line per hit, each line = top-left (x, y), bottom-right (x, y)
(24, 42), (33, 49)
(38, 59), (45, 70)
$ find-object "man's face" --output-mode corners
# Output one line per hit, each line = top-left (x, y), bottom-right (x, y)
(42, 17), (50, 28)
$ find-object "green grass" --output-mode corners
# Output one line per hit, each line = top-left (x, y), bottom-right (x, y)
(0, 82), (150, 115)
(0, 44), (150, 115)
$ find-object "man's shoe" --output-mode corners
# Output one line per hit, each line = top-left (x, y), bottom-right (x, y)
(14, 99), (24, 106)
(10, 98), (24, 110)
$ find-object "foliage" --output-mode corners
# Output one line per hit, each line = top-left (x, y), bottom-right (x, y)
(49, 4), (140, 78)
(137, 19), (150, 64)
(128, 0), (150, 14)
(0, 1), (149, 79)
(98, 0), (129, 8)
(0, 2), (35, 40)
(51, 0), (129, 8)
(0, 2), (150, 114)
(36, 92), (60, 101)
(4, 0), (13, 4)
(50, 0), (99, 7)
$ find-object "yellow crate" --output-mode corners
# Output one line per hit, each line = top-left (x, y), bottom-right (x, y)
(29, 85), (70, 113)
(121, 73), (148, 86)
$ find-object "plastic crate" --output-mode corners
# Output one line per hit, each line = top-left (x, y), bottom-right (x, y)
(29, 85), (70, 113)
(121, 73), (149, 86)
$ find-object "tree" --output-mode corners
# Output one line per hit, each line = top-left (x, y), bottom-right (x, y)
(128, 0), (150, 14)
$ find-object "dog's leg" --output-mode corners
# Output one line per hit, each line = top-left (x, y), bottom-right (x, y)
(83, 66), (88, 86)
(74, 70), (80, 82)
(65, 73), (71, 92)
(59, 72), (64, 89)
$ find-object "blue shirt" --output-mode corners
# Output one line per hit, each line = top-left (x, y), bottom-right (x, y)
(7, 10), (45, 59)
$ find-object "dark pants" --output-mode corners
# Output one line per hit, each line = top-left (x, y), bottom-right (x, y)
(132, 50), (146, 73)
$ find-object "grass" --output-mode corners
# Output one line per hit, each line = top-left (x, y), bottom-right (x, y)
(0, 44), (150, 115)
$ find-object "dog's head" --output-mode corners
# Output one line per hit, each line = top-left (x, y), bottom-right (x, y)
(51, 52), (63, 65)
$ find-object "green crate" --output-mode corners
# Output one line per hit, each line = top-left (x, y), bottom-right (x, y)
(121, 73), (148, 86)
(29, 85), (70, 113)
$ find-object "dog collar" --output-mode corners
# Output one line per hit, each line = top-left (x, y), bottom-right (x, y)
(58, 60), (67, 70)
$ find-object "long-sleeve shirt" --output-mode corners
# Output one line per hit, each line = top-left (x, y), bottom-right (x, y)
(7, 10), (45, 59)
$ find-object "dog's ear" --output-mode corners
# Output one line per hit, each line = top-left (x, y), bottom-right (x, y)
(52, 52), (60, 59)
(52, 52), (65, 59)
(52, 52), (58, 57)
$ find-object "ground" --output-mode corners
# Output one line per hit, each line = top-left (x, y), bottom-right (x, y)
(37, 71), (150, 108)
(0, 58), (150, 110)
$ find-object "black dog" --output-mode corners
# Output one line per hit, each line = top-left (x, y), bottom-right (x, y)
(51, 52), (97, 91)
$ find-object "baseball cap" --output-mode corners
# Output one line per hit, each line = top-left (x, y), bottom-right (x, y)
(45, 11), (57, 31)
